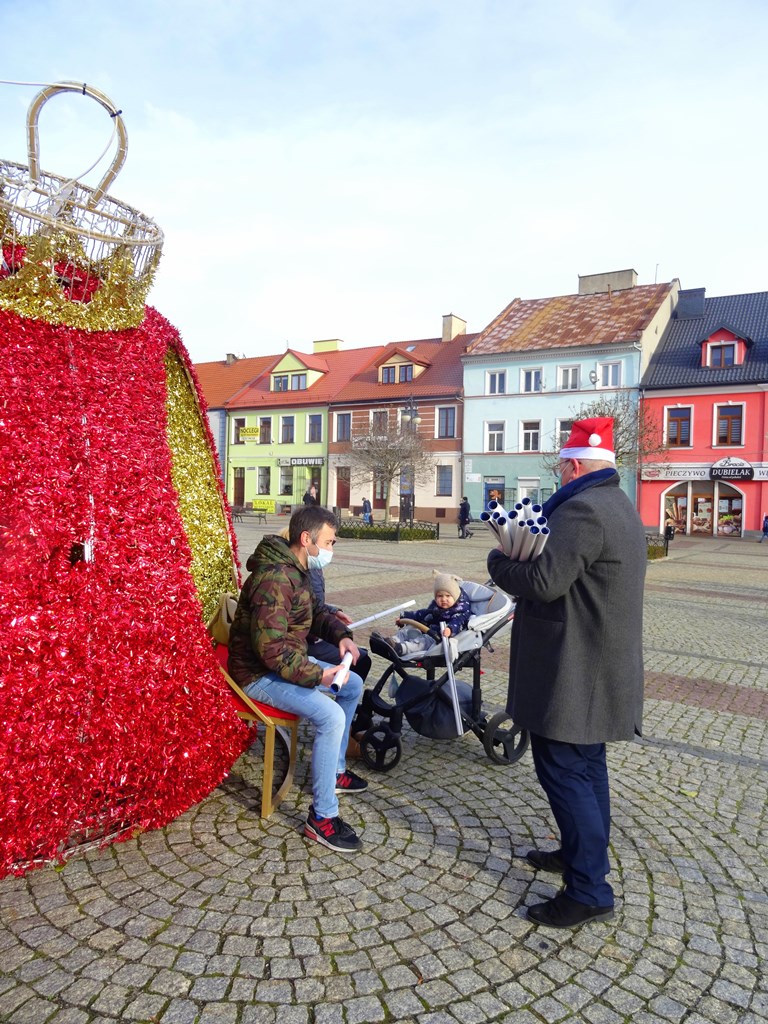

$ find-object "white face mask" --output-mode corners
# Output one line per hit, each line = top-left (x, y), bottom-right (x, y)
(308, 546), (333, 570)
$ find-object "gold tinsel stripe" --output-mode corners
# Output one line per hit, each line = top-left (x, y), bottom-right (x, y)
(164, 347), (237, 621)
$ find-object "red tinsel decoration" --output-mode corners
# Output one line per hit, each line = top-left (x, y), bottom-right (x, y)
(0, 306), (250, 877)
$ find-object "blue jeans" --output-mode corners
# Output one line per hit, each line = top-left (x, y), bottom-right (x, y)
(530, 733), (614, 908)
(245, 660), (363, 819)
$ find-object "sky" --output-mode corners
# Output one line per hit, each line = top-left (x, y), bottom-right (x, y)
(2, 0), (767, 364)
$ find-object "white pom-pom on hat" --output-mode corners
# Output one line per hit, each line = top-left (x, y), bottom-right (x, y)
(588, 432), (602, 447)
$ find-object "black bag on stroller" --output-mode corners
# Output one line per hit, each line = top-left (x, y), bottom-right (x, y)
(395, 674), (473, 739)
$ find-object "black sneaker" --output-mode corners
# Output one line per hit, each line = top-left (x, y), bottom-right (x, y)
(304, 806), (361, 853)
(335, 770), (368, 795)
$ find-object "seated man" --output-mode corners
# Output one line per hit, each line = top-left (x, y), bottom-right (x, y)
(228, 506), (368, 853)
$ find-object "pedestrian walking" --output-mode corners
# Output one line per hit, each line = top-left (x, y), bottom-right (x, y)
(759, 514), (768, 542)
(458, 496), (472, 539)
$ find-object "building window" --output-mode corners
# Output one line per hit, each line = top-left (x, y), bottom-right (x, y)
(273, 374), (288, 392)
(557, 418), (574, 448)
(382, 366), (395, 384)
(437, 406), (456, 438)
(522, 368), (542, 393)
(486, 421), (505, 453)
(281, 415), (295, 444)
(435, 465), (452, 496)
(666, 408), (691, 447)
(518, 478), (541, 503)
(598, 362), (621, 388)
(399, 364), (413, 383)
(372, 410), (388, 433)
(257, 466), (271, 494)
(233, 417), (246, 444)
(522, 421), (541, 452)
(291, 373), (307, 390)
(709, 344), (735, 368)
(307, 414), (322, 443)
(487, 371), (506, 395)
(558, 366), (579, 390)
(716, 405), (743, 445)
(259, 417), (272, 444)
(336, 412), (351, 441)
(279, 466), (293, 495)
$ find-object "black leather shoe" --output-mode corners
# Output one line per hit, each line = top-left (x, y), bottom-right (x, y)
(527, 892), (614, 928)
(525, 848), (566, 874)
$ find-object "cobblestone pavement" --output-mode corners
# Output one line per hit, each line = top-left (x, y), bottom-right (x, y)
(1, 522), (767, 1024)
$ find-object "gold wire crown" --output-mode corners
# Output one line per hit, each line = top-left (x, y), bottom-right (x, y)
(0, 82), (163, 331)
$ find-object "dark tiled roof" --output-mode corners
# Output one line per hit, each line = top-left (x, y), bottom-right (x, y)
(466, 283), (673, 354)
(642, 290), (768, 390)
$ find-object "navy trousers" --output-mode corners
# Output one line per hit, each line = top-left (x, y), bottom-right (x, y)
(529, 733), (614, 908)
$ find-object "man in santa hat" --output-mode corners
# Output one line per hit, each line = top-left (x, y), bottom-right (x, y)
(487, 416), (646, 928)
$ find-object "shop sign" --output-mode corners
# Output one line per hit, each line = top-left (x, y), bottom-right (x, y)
(238, 427), (260, 440)
(290, 457), (325, 466)
(642, 464), (711, 481)
(710, 456), (754, 481)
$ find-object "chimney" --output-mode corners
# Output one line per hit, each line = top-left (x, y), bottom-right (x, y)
(225, 352), (238, 365)
(674, 288), (706, 320)
(578, 269), (638, 296)
(442, 313), (467, 342)
(313, 339), (343, 353)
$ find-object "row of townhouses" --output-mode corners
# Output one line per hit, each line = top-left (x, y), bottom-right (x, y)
(195, 269), (768, 539)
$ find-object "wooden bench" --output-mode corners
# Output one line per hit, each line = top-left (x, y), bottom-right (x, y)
(212, 643), (300, 818)
(253, 510), (268, 525)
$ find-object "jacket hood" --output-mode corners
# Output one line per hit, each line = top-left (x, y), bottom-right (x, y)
(245, 533), (306, 575)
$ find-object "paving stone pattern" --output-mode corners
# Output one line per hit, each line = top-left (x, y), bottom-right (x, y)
(1, 526), (767, 1023)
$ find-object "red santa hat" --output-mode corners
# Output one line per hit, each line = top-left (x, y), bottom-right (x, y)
(560, 416), (615, 463)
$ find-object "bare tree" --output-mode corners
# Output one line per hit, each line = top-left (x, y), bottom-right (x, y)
(344, 418), (434, 523)
(541, 392), (668, 477)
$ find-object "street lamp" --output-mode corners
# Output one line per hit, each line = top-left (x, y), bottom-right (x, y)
(401, 400), (421, 526)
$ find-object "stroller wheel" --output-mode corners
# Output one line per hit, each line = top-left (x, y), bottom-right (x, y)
(360, 725), (403, 773)
(482, 711), (529, 765)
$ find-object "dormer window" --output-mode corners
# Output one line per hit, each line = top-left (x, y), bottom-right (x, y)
(399, 364), (413, 383)
(273, 374), (288, 392)
(291, 373), (307, 390)
(382, 366), (395, 384)
(709, 344), (735, 368)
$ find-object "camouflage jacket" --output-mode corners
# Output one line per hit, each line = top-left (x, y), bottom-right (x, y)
(227, 534), (351, 688)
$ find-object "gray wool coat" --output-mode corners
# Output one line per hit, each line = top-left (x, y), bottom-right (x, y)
(487, 473), (646, 745)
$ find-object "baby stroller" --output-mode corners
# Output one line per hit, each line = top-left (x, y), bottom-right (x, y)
(351, 581), (529, 771)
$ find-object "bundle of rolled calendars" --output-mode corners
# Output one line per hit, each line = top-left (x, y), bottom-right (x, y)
(481, 497), (549, 561)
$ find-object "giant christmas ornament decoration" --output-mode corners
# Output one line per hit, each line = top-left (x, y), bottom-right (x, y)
(0, 82), (250, 877)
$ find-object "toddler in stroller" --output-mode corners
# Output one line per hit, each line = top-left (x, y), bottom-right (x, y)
(353, 579), (528, 771)
(375, 572), (470, 659)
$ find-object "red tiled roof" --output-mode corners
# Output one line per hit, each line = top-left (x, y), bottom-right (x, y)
(225, 345), (384, 409)
(332, 332), (477, 404)
(194, 354), (279, 408)
(283, 348), (330, 372)
(467, 283), (674, 355)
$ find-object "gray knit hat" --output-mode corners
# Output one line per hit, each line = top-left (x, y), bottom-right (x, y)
(433, 571), (462, 601)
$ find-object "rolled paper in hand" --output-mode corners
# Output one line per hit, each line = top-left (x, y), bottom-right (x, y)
(530, 526), (550, 559)
(348, 600), (416, 629)
(330, 651), (353, 693)
(509, 518), (528, 560)
(517, 525), (539, 562)
(481, 510), (504, 541)
(530, 503), (543, 515)
(495, 515), (514, 556)
(519, 496), (532, 507)
(534, 515), (547, 527)
(488, 500), (508, 519)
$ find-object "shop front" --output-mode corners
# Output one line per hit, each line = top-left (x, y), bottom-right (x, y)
(641, 457), (768, 537)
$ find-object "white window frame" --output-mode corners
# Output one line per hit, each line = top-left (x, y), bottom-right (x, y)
(335, 412), (351, 442)
(556, 417), (574, 449)
(435, 405), (457, 439)
(486, 370), (506, 395)
(521, 367), (543, 393)
(558, 365), (579, 391)
(597, 362), (621, 388)
(257, 466), (271, 494)
(485, 420), (505, 453)
(713, 402), (745, 447)
(521, 420), (541, 452)
(435, 464), (453, 497)
(664, 405), (693, 447)
(518, 478), (541, 503)
(306, 413), (323, 444)
(280, 414), (295, 444)
(707, 342), (736, 368)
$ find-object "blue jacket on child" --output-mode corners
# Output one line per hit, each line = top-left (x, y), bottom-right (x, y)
(406, 591), (472, 640)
